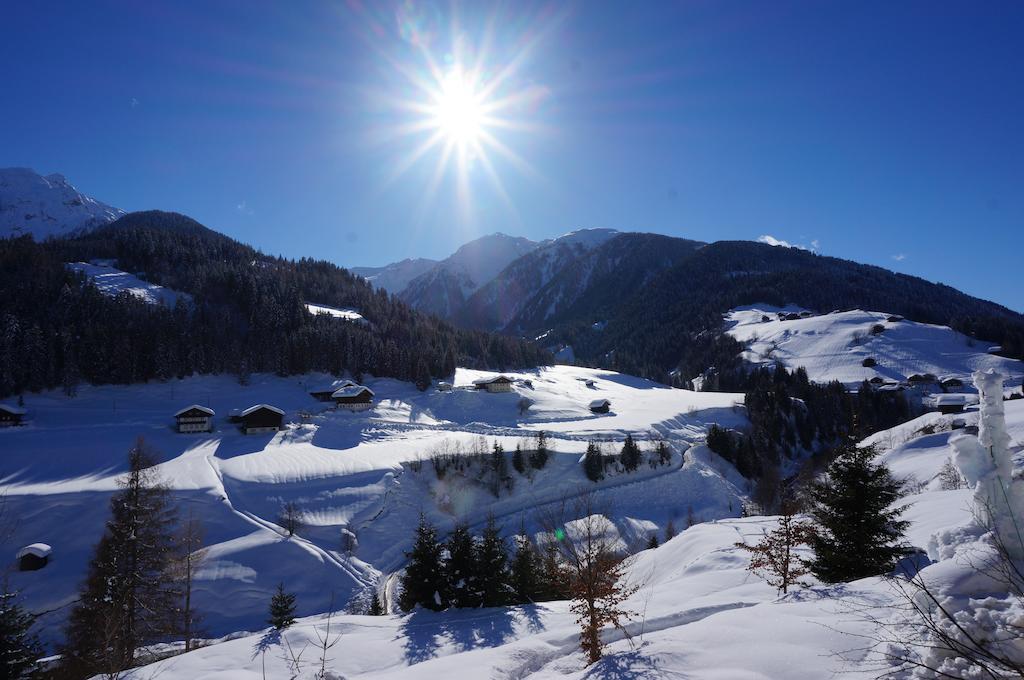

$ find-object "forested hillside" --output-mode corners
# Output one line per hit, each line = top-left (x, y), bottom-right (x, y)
(549, 240), (1024, 382)
(0, 211), (548, 398)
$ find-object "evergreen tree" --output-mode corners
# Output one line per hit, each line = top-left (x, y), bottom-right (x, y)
(444, 523), (477, 608)
(490, 442), (510, 496)
(60, 439), (178, 678)
(583, 441), (604, 482)
(620, 434), (641, 472)
(529, 431), (549, 470)
(474, 515), (512, 607)
(655, 440), (671, 466)
(366, 591), (385, 616)
(0, 587), (42, 680)
(808, 442), (910, 582)
(268, 583), (297, 630)
(512, 443), (526, 475)
(510, 531), (543, 603)
(646, 534), (659, 550)
(398, 514), (447, 611)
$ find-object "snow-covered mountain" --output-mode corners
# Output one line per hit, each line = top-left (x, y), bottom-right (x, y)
(0, 167), (124, 239)
(398, 232), (540, 318)
(350, 257), (438, 295)
(454, 228), (620, 330)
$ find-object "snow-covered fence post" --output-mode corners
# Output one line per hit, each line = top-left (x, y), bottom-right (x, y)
(952, 368), (1024, 562)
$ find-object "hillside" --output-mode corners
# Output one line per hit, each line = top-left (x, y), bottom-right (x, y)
(64, 397), (1024, 679)
(3, 366), (747, 646)
(725, 305), (1023, 388)
(0, 211), (548, 399)
(554, 240), (1024, 382)
(0, 167), (124, 239)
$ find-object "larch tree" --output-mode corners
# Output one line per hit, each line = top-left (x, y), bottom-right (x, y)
(542, 494), (638, 665)
(736, 511), (814, 594)
(60, 438), (179, 678)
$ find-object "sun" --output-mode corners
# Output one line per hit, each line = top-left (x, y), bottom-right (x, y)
(429, 67), (486, 146)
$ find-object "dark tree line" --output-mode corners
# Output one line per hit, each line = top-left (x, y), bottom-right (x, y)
(0, 212), (549, 398)
(399, 514), (567, 612)
(706, 365), (913, 482)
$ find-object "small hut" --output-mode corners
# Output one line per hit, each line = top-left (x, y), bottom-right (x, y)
(332, 385), (374, 411)
(437, 382), (453, 392)
(589, 398), (611, 414)
(17, 543), (51, 571)
(174, 405), (214, 433)
(238, 404), (284, 434)
(473, 376), (515, 393)
(940, 376), (965, 391)
(0, 403), (26, 427)
(935, 394), (967, 415)
(310, 380), (357, 402)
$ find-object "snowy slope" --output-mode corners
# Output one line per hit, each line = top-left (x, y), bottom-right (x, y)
(398, 233), (540, 318)
(3, 366), (747, 646)
(117, 401), (1024, 680)
(304, 302), (365, 322)
(351, 258), (438, 294)
(0, 167), (124, 239)
(66, 261), (190, 307)
(726, 305), (1024, 388)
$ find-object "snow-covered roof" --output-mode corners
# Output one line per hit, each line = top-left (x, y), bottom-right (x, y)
(936, 394), (968, 405)
(0, 403), (27, 415)
(589, 398), (611, 408)
(174, 404), (214, 417)
(16, 543), (51, 559)
(332, 386), (374, 399)
(239, 404), (285, 417)
(312, 380), (357, 393)
(473, 375), (514, 385)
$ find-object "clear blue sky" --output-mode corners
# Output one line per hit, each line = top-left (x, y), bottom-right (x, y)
(3, 1), (1022, 311)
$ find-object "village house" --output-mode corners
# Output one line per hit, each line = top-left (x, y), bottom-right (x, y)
(940, 376), (965, 391)
(238, 404), (284, 434)
(174, 405), (215, 433)
(333, 385), (375, 411)
(310, 380), (357, 402)
(473, 375), (515, 393)
(0, 403), (26, 427)
(17, 543), (51, 571)
(935, 394), (967, 415)
(589, 398), (611, 413)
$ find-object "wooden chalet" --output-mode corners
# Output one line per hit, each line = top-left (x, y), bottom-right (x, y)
(907, 373), (937, 385)
(174, 405), (214, 433)
(17, 543), (51, 571)
(332, 385), (375, 411)
(473, 375), (514, 393)
(0, 403), (26, 427)
(238, 404), (284, 434)
(935, 394), (967, 415)
(589, 398), (611, 413)
(310, 380), (357, 402)
(940, 376), (965, 390)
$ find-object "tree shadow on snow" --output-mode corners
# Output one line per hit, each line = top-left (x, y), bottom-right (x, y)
(251, 628), (281, 659)
(581, 647), (684, 679)
(440, 605), (516, 652)
(398, 610), (443, 665)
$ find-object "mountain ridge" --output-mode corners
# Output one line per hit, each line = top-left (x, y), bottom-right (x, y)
(0, 167), (124, 240)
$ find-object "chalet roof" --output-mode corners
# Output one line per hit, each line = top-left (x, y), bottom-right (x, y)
(936, 394), (968, 405)
(311, 380), (357, 394)
(332, 385), (374, 399)
(0, 403), (27, 415)
(240, 404), (285, 417)
(940, 376), (964, 384)
(174, 404), (215, 417)
(473, 375), (514, 385)
(589, 398), (611, 408)
(16, 543), (52, 559)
